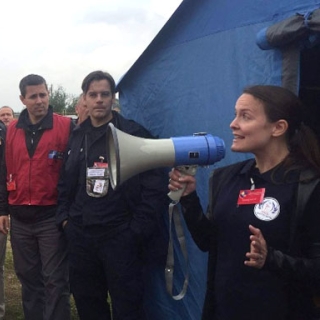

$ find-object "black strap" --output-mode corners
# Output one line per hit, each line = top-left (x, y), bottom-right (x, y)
(165, 165), (198, 300)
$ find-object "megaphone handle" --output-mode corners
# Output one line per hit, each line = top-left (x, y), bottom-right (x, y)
(167, 165), (198, 202)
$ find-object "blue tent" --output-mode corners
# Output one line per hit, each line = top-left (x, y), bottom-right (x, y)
(116, 1), (320, 319)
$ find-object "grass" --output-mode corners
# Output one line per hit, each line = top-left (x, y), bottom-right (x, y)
(4, 236), (80, 320)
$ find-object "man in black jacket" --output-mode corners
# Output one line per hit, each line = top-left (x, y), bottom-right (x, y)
(57, 70), (167, 320)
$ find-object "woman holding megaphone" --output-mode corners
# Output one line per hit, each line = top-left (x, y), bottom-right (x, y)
(169, 85), (320, 320)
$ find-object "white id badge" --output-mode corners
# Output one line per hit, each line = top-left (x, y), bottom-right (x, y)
(86, 167), (109, 197)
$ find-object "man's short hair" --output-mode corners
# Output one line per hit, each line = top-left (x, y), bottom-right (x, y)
(81, 71), (116, 95)
(0, 106), (14, 116)
(19, 74), (48, 97)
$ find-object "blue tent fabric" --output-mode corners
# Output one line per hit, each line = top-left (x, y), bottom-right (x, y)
(116, 1), (320, 319)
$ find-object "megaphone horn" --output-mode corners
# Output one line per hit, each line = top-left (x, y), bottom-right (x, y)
(106, 123), (225, 190)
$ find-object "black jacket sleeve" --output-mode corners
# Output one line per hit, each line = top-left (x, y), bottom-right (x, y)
(56, 160), (71, 228)
(56, 133), (78, 228)
(180, 191), (215, 252)
(127, 167), (169, 239)
(0, 122), (8, 216)
(0, 160), (8, 216)
(265, 182), (320, 289)
(118, 115), (169, 239)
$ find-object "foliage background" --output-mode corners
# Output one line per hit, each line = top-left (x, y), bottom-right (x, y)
(49, 85), (79, 116)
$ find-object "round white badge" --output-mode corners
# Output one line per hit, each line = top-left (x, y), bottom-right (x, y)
(254, 197), (280, 221)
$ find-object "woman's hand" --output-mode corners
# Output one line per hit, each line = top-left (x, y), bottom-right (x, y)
(244, 224), (268, 269)
(168, 168), (197, 197)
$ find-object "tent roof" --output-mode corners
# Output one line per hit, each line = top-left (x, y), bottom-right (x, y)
(118, 0), (320, 87)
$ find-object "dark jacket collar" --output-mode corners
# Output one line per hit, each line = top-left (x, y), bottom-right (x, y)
(239, 158), (256, 175)
(239, 158), (300, 184)
(16, 105), (54, 130)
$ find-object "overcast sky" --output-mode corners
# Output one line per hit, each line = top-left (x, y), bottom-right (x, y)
(0, 0), (182, 112)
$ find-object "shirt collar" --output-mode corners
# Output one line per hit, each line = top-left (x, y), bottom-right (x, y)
(16, 105), (54, 130)
(239, 158), (299, 184)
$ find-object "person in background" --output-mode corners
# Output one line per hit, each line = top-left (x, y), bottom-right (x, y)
(112, 99), (121, 113)
(74, 94), (89, 125)
(0, 120), (6, 320)
(57, 70), (167, 320)
(0, 106), (15, 127)
(0, 74), (73, 320)
(169, 85), (320, 320)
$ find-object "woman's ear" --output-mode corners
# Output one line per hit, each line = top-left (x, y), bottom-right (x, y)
(272, 119), (288, 137)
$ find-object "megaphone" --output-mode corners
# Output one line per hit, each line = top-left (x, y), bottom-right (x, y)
(106, 123), (226, 194)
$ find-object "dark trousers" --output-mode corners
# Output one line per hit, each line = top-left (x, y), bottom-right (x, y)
(0, 232), (6, 320)
(10, 215), (70, 320)
(65, 221), (146, 320)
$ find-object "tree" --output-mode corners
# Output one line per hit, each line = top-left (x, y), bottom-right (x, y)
(66, 96), (78, 115)
(49, 85), (79, 115)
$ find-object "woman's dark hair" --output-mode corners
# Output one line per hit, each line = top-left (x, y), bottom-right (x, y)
(243, 85), (320, 176)
(81, 70), (116, 95)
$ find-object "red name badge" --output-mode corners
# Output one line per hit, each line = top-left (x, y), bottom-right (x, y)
(93, 162), (108, 168)
(7, 180), (16, 191)
(237, 188), (265, 205)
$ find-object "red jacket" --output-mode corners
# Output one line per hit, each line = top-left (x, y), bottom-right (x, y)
(6, 113), (71, 206)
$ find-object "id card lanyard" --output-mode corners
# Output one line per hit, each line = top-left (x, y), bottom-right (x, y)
(250, 177), (255, 190)
(84, 135), (89, 168)
(237, 177), (265, 206)
(84, 135), (105, 165)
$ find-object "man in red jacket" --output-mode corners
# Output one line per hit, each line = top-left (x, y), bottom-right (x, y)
(0, 74), (72, 320)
